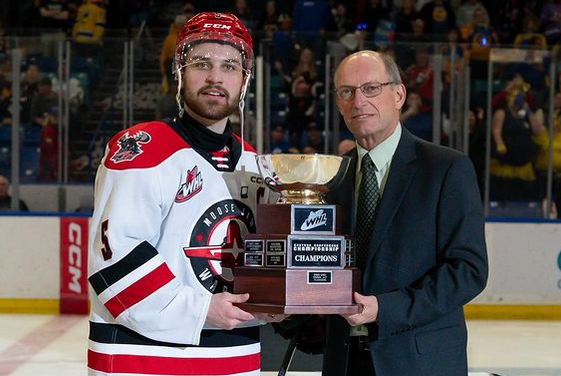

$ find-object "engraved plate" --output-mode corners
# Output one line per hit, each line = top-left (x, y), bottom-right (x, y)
(266, 253), (286, 267)
(307, 271), (332, 284)
(266, 239), (286, 254)
(291, 204), (336, 235)
(245, 239), (265, 253)
(244, 252), (264, 266)
(288, 235), (345, 268)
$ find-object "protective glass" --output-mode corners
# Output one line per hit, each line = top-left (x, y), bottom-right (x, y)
(174, 32), (253, 77)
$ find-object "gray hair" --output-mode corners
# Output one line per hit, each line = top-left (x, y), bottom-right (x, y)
(379, 52), (402, 85)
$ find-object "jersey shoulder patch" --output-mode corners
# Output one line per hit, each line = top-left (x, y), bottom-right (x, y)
(233, 133), (257, 154)
(104, 121), (189, 170)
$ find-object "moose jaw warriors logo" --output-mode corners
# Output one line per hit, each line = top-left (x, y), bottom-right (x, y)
(175, 166), (203, 202)
(184, 199), (255, 293)
(110, 131), (151, 163)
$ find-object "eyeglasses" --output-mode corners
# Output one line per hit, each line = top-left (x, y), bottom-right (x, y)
(334, 82), (396, 101)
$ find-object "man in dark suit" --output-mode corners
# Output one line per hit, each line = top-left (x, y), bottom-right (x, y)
(323, 50), (488, 375)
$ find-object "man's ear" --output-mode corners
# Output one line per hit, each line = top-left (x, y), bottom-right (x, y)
(395, 83), (407, 110)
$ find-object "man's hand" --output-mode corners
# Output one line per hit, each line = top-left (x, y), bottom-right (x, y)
(205, 292), (255, 330)
(341, 292), (378, 326)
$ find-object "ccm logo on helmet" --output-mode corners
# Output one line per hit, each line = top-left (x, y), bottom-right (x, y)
(203, 23), (232, 30)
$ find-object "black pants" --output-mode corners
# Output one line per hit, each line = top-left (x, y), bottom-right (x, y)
(347, 336), (375, 376)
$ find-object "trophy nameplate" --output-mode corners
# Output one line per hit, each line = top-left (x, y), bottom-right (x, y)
(233, 154), (361, 314)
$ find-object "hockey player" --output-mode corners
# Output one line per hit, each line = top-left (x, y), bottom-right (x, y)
(87, 12), (283, 375)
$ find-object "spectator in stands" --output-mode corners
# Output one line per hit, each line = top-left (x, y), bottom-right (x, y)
(160, 14), (188, 92)
(38, 106), (59, 181)
(20, 62), (41, 125)
(0, 71), (11, 125)
(494, 0), (524, 44)
(71, 0), (107, 58)
(514, 13), (547, 49)
(50, 60), (84, 124)
(301, 145), (317, 154)
(230, 0), (255, 32)
(508, 36), (549, 109)
(490, 76), (541, 201)
(337, 138), (355, 156)
(269, 124), (291, 153)
(400, 90), (432, 141)
(373, 16), (396, 51)
(39, 0), (71, 55)
(456, 0), (489, 31)
(468, 106), (487, 198)
(303, 121), (325, 153)
(404, 48), (434, 114)
(440, 28), (465, 114)
(30, 77), (59, 129)
(394, 0), (419, 34)
(291, 0), (330, 56)
(326, 2), (355, 39)
(357, 0), (390, 33)
(540, 0), (561, 46)
(395, 17), (430, 68)
(271, 14), (293, 72)
(0, 20), (8, 68)
(464, 7), (500, 81)
(532, 91), (561, 216)
(256, 0), (280, 38)
(419, 0), (456, 39)
(285, 48), (319, 147)
(0, 175), (29, 211)
(0, 100), (11, 127)
(491, 77), (536, 122)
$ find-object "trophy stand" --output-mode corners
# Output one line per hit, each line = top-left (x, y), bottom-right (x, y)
(233, 154), (361, 314)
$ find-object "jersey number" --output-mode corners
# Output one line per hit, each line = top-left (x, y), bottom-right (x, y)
(101, 220), (113, 260)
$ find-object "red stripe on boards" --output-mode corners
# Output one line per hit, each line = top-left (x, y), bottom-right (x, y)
(88, 350), (260, 375)
(104, 263), (175, 318)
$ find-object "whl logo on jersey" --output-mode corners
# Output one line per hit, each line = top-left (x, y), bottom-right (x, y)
(176, 166), (203, 202)
(300, 209), (328, 231)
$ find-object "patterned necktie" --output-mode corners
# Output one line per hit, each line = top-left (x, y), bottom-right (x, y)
(354, 153), (380, 268)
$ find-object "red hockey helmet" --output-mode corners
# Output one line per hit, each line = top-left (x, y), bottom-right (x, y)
(174, 12), (254, 74)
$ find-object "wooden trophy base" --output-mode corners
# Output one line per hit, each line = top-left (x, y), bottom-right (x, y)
(233, 267), (361, 314)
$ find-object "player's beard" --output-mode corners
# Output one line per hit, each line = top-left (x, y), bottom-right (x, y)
(183, 85), (239, 121)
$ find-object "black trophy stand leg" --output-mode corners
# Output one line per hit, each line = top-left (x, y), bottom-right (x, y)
(277, 333), (298, 376)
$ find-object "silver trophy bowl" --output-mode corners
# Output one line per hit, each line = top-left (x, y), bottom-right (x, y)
(256, 154), (351, 204)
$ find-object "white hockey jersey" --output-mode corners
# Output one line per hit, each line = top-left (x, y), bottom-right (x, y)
(87, 120), (272, 375)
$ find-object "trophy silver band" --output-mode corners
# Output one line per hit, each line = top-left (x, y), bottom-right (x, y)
(234, 154), (361, 314)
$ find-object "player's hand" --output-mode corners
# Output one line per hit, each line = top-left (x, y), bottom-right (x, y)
(206, 292), (255, 330)
(341, 292), (378, 326)
(253, 313), (290, 323)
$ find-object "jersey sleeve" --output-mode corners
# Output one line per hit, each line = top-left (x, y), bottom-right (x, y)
(88, 125), (211, 346)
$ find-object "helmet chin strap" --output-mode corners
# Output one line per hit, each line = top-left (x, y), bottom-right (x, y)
(238, 72), (252, 154)
(175, 72), (184, 118)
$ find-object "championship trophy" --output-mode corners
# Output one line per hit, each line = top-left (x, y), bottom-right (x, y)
(233, 154), (361, 314)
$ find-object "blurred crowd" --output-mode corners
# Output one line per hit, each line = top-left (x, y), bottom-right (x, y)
(1, 0), (561, 215)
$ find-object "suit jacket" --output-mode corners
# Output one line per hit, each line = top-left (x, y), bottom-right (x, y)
(322, 129), (488, 376)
